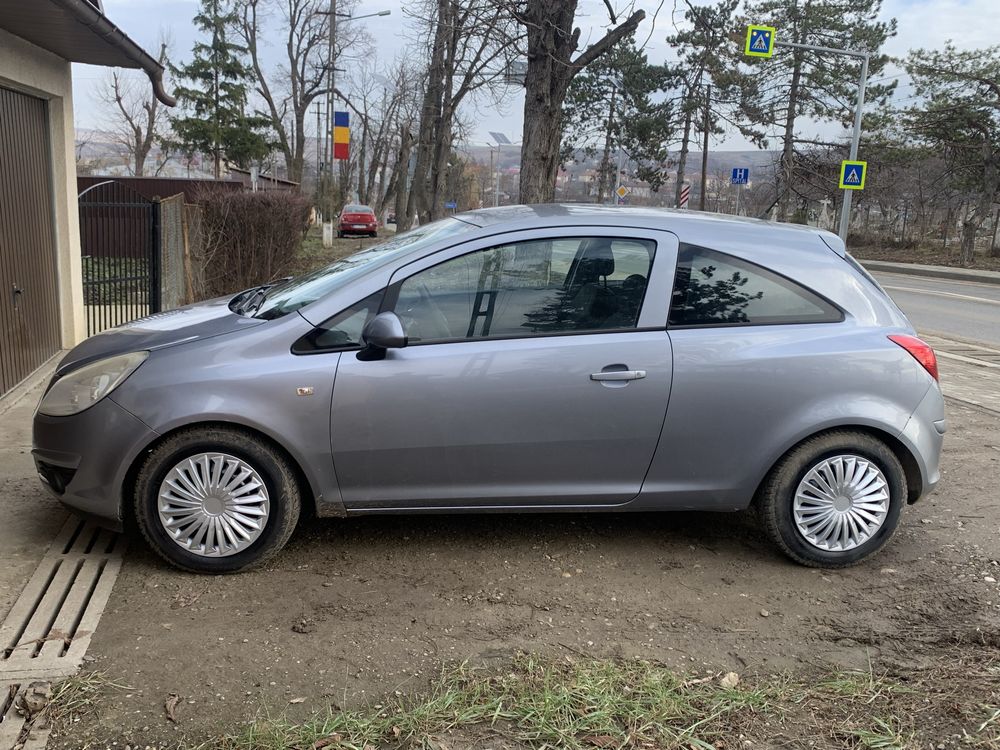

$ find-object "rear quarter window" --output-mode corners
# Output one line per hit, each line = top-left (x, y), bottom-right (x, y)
(669, 244), (843, 327)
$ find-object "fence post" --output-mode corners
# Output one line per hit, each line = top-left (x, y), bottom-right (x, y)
(150, 197), (162, 314)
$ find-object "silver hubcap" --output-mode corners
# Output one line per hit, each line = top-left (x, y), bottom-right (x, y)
(793, 454), (890, 552)
(157, 453), (270, 557)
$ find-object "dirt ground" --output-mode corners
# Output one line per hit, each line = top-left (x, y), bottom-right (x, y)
(41, 399), (999, 748)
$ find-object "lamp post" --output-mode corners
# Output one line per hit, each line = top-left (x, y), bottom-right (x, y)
(321, 6), (390, 246)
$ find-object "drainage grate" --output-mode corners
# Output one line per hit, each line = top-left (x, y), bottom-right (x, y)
(0, 682), (50, 750)
(0, 683), (25, 748)
(0, 518), (124, 682)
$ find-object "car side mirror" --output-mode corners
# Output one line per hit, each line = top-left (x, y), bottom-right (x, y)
(359, 311), (407, 359)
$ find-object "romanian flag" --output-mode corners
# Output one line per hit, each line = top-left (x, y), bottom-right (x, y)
(333, 111), (349, 160)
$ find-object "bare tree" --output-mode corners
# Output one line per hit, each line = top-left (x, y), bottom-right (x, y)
(400, 0), (518, 228)
(235, 0), (369, 183)
(99, 42), (171, 176)
(514, 0), (644, 204)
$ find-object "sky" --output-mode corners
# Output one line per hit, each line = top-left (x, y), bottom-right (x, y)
(72, 0), (1000, 153)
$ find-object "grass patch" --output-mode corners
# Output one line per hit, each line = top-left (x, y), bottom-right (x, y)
(50, 654), (1000, 749)
(286, 226), (395, 277)
(216, 657), (768, 750)
(202, 654), (1000, 750)
(48, 671), (132, 725)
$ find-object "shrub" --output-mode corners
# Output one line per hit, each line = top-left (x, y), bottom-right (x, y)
(196, 187), (311, 299)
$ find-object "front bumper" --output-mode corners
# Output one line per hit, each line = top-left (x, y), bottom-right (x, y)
(32, 396), (159, 529)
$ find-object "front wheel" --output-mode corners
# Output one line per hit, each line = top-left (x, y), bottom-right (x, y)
(134, 427), (301, 573)
(758, 430), (905, 568)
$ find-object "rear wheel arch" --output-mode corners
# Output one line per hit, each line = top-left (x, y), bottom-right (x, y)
(121, 420), (319, 533)
(752, 424), (923, 509)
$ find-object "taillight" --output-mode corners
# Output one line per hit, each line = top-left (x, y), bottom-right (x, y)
(888, 334), (939, 381)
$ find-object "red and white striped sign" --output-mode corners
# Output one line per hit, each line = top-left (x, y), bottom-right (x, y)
(678, 183), (691, 208)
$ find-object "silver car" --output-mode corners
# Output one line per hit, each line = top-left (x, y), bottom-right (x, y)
(32, 205), (945, 573)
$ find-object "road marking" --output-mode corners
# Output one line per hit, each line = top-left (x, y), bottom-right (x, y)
(881, 284), (1000, 307)
(936, 350), (1000, 370)
(874, 271), (1000, 291)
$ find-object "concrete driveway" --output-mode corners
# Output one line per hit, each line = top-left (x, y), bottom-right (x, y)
(0, 380), (67, 623)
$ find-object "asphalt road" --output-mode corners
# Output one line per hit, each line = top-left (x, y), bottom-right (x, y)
(873, 272), (1000, 347)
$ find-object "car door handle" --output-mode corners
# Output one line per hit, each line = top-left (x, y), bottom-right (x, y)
(590, 370), (646, 382)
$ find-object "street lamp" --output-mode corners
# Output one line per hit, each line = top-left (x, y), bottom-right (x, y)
(488, 132), (521, 207)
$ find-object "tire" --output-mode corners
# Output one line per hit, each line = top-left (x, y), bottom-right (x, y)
(370, 232), (378, 238)
(337, 231), (344, 238)
(758, 430), (906, 568)
(134, 426), (301, 573)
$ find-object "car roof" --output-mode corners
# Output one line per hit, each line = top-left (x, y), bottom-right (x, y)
(452, 203), (845, 256)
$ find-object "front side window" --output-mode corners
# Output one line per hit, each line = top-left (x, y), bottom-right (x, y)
(393, 237), (656, 342)
(292, 291), (382, 353)
(252, 217), (475, 320)
(669, 244), (842, 327)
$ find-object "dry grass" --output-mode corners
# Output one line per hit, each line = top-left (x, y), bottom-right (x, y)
(199, 651), (1000, 750)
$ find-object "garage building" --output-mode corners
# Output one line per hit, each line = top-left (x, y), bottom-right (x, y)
(0, 0), (173, 398)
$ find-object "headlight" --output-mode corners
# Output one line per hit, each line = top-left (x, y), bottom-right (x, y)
(38, 352), (148, 417)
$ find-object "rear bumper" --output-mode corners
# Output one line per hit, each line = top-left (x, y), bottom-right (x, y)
(32, 396), (159, 528)
(898, 383), (945, 502)
(338, 223), (377, 234)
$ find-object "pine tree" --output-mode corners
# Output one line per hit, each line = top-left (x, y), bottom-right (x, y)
(167, 0), (272, 179)
(741, 0), (897, 220)
(561, 35), (674, 202)
(666, 0), (760, 209)
(906, 44), (1000, 265)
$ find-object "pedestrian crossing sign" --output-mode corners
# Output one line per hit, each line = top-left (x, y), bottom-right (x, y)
(745, 25), (776, 58)
(839, 160), (867, 190)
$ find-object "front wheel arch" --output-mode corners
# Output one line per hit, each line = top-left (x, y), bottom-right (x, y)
(121, 421), (318, 534)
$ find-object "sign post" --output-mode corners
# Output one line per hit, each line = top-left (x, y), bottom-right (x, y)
(745, 25), (869, 244)
(678, 183), (691, 209)
(731, 168), (750, 215)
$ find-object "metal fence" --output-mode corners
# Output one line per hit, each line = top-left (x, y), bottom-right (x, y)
(78, 180), (161, 335)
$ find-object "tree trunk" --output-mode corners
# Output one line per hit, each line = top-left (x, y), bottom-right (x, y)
(778, 51), (803, 221)
(674, 101), (693, 208)
(518, 0), (644, 204)
(596, 89), (616, 203)
(960, 215), (978, 266)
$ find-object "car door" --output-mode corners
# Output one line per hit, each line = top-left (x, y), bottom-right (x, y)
(330, 226), (678, 510)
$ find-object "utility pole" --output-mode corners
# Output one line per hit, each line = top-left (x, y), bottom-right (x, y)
(771, 36), (868, 243)
(495, 144), (501, 207)
(313, 102), (323, 204)
(699, 84), (711, 211)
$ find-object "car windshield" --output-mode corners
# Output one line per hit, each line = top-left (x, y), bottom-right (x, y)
(251, 217), (476, 320)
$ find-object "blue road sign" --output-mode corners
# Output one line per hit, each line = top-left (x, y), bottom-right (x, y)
(839, 160), (868, 190)
(745, 25), (776, 58)
(444, 201), (458, 209)
(731, 168), (750, 185)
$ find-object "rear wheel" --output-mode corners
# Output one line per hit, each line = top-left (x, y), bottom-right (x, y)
(134, 427), (301, 573)
(758, 430), (905, 568)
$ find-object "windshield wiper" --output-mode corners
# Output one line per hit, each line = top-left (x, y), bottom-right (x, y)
(240, 277), (293, 317)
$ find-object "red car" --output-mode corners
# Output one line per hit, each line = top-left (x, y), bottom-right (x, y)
(338, 204), (378, 238)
